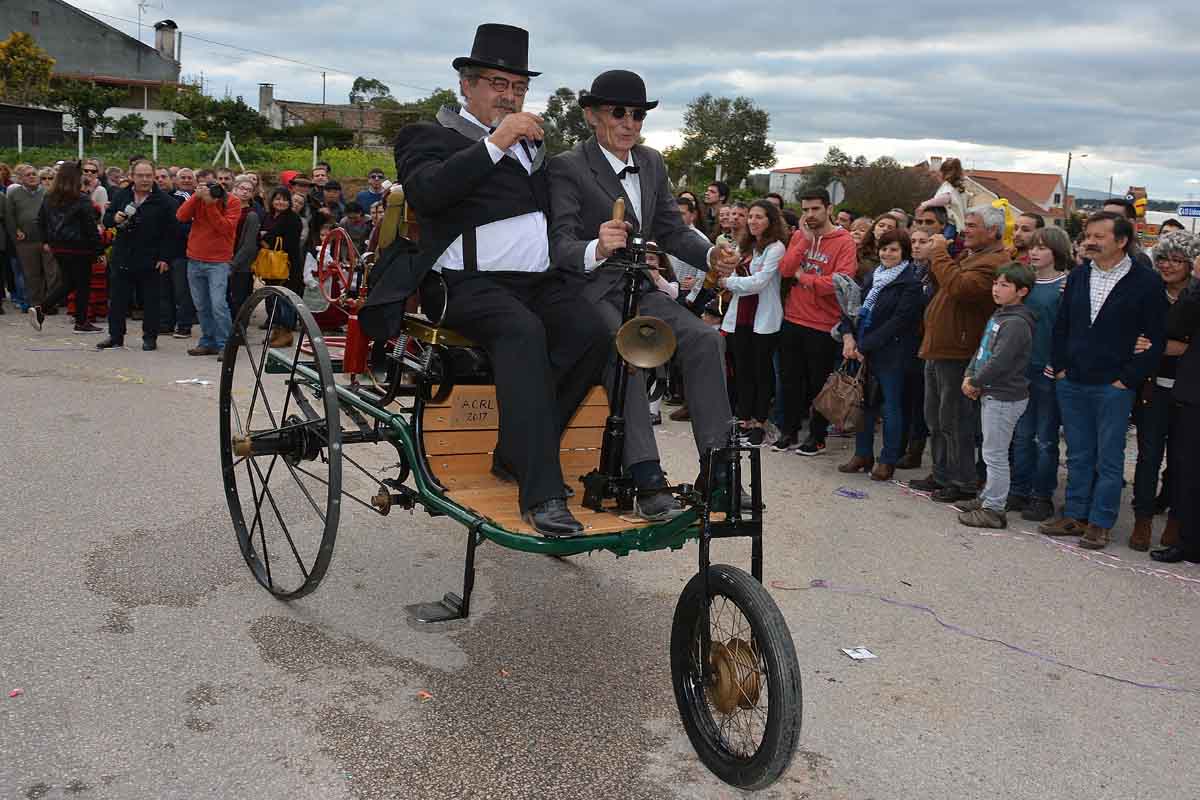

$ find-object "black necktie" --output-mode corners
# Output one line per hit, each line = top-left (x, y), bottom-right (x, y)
(617, 165), (640, 181)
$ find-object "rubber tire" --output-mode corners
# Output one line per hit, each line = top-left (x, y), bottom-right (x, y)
(670, 564), (803, 790)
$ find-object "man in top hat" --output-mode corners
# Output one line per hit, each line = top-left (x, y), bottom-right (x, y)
(394, 23), (611, 536)
(548, 70), (740, 506)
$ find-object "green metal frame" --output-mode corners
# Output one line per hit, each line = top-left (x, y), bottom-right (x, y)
(273, 349), (705, 559)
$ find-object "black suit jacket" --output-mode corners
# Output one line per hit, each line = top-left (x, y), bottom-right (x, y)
(394, 107), (549, 279)
(547, 137), (711, 296)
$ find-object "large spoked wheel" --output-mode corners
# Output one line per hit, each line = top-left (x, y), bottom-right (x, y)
(671, 564), (803, 790)
(219, 286), (341, 599)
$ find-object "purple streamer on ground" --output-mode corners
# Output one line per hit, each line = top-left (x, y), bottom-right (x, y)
(774, 578), (1198, 695)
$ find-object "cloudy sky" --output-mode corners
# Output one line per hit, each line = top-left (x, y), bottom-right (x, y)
(80, 0), (1200, 200)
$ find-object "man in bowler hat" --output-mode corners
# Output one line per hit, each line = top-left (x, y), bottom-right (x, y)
(548, 70), (739, 503)
(394, 23), (610, 536)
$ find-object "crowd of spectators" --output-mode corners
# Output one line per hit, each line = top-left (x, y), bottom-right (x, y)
(1, 156), (391, 357)
(672, 175), (1200, 564)
(2, 153), (1198, 565)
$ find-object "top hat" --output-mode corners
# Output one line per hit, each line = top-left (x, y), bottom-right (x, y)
(579, 70), (659, 110)
(452, 23), (541, 77)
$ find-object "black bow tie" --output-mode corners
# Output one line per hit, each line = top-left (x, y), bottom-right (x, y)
(616, 165), (640, 181)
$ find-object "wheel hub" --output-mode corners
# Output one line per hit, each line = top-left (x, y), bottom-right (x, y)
(707, 638), (762, 714)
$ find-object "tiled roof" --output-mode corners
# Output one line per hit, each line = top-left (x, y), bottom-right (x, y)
(970, 175), (1064, 218)
(967, 170), (1061, 206)
(770, 165), (815, 174)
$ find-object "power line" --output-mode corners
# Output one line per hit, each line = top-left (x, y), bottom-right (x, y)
(78, 6), (438, 94)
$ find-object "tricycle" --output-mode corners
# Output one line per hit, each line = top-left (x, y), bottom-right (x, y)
(218, 192), (803, 790)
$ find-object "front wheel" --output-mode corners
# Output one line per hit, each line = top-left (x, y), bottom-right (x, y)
(670, 564), (802, 790)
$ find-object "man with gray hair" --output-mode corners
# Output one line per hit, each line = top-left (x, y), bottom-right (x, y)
(907, 205), (1010, 503)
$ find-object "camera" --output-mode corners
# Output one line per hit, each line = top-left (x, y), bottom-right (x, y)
(207, 182), (226, 200)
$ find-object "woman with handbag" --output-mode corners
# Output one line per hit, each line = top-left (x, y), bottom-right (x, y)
(837, 228), (924, 480)
(719, 200), (785, 447)
(257, 187), (304, 347)
(28, 162), (102, 334)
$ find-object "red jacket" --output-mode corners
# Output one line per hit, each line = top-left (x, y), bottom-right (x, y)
(176, 193), (242, 263)
(778, 226), (857, 332)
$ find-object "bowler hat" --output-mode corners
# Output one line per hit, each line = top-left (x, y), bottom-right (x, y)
(579, 70), (658, 110)
(452, 23), (541, 77)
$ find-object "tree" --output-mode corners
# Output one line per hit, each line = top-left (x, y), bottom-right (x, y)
(49, 79), (126, 140)
(111, 113), (146, 140)
(542, 87), (590, 156)
(796, 146), (855, 199)
(349, 76), (393, 106)
(379, 88), (458, 140)
(0, 31), (54, 106)
(841, 156), (939, 217)
(161, 85), (267, 141)
(677, 94), (775, 186)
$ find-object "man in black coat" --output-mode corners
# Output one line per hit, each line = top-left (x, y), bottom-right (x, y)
(394, 23), (610, 536)
(548, 70), (738, 503)
(99, 159), (177, 351)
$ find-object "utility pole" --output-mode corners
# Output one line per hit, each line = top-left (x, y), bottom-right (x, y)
(321, 72), (327, 120)
(1063, 151), (1087, 220)
(1108, 175), (1114, 198)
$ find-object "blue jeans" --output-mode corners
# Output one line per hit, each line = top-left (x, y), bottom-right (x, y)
(771, 349), (786, 430)
(1010, 373), (1061, 500)
(856, 367), (906, 464)
(6, 252), (28, 308)
(187, 260), (232, 349)
(1056, 379), (1136, 529)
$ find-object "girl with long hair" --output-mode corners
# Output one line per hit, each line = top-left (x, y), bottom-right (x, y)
(28, 162), (101, 333)
(719, 199), (786, 446)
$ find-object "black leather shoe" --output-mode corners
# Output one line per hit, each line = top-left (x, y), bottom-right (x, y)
(635, 486), (683, 521)
(1149, 546), (1200, 564)
(142, 339), (157, 351)
(523, 498), (584, 538)
(906, 474), (944, 492)
(96, 337), (123, 350)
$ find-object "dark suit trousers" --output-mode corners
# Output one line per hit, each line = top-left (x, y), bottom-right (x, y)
(441, 269), (610, 512)
(1170, 402), (1200, 559)
(108, 267), (161, 344)
(594, 282), (731, 467)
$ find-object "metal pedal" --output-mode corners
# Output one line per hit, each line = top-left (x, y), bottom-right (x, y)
(405, 593), (464, 623)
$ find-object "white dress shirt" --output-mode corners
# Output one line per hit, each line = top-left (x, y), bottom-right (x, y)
(432, 108), (550, 273)
(1088, 255), (1132, 324)
(584, 145), (643, 272)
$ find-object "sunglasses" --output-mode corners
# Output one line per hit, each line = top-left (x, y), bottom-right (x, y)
(609, 106), (647, 121)
(82, 168), (98, 174)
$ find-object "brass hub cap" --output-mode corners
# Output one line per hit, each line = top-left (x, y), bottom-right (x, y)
(707, 638), (762, 714)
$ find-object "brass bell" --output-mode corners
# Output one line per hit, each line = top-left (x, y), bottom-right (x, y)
(615, 315), (677, 369)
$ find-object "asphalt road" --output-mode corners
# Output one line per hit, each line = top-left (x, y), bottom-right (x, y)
(2, 307), (1198, 800)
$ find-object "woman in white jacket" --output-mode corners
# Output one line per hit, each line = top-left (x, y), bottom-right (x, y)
(720, 199), (785, 446)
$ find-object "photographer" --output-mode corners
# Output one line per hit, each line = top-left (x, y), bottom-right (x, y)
(98, 159), (177, 350)
(176, 173), (242, 357)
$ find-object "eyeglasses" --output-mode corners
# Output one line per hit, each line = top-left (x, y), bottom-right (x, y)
(82, 168), (98, 174)
(609, 106), (647, 121)
(479, 75), (529, 96)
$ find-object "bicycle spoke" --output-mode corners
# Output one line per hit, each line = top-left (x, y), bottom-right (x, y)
(251, 456), (310, 581)
(245, 303), (280, 430)
(292, 463), (380, 515)
(282, 458), (327, 523)
(277, 326), (310, 423)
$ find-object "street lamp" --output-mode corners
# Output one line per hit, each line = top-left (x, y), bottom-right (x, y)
(1064, 152), (1087, 215)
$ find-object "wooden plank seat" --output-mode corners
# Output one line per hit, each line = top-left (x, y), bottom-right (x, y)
(422, 385), (661, 536)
